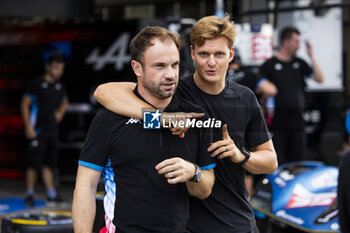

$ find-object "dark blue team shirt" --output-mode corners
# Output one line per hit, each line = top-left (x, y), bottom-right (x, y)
(260, 56), (313, 129)
(260, 56), (312, 109)
(24, 77), (67, 133)
(79, 88), (215, 233)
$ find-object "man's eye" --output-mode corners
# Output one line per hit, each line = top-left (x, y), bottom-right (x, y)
(199, 53), (207, 57)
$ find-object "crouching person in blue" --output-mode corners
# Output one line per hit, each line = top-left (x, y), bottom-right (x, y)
(72, 26), (215, 233)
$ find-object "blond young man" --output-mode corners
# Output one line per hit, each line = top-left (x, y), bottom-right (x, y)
(94, 15), (277, 233)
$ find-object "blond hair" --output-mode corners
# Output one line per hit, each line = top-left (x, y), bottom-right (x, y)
(190, 14), (237, 49)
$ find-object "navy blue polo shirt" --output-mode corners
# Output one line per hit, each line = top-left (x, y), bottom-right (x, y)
(260, 56), (313, 129)
(24, 77), (67, 133)
(79, 88), (215, 233)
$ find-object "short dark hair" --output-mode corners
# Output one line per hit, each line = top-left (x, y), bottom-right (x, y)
(46, 52), (65, 64)
(280, 26), (300, 43)
(129, 26), (179, 65)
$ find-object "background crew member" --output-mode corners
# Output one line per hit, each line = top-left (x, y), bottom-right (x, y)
(227, 51), (277, 101)
(94, 14), (277, 233)
(72, 26), (215, 233)
(260, 26), (325, 164)
(20, 53), (68, 206)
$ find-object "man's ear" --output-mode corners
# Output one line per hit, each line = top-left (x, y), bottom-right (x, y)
(131, 60), (142, 77)
(228, 47), (235, 63)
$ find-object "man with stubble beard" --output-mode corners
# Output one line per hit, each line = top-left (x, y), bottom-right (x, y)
(72, 26), (215, 233)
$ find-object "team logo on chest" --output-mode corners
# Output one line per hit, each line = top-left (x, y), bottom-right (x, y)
(292, 62), (300, 69)
(55, 83), (62, 90)
(274, 63), (283, 71)
(41, 82), (48, 89)
(126, 118), (141, 125)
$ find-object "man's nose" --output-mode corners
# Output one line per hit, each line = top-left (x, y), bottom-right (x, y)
(208, 55), (216, 66)
(165, 66), (177, 78)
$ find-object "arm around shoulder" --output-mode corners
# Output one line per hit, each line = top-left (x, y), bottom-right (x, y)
(94, 82), (151, 119)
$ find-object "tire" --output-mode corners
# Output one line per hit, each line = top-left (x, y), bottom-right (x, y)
(1, 210), (73, 233)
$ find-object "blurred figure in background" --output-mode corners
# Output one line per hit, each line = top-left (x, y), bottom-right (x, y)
(260, 26), (324, 165)
(227, 51), (277, 102)
(20, 53), (68, 206)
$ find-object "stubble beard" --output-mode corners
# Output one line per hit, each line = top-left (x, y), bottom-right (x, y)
(141, 78), (177, 99)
